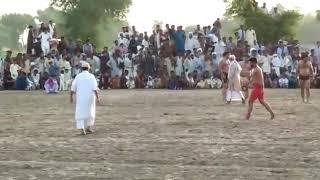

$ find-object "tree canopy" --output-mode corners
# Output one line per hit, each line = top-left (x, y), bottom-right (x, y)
(224, 0), (302, 43)
(50, 0), (132, 47)
(0, 14), (35, 50)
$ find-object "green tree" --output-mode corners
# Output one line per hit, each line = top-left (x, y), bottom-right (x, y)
(0, 14), (35, 50)
(224, 0), (302, 43)
(50, 0), (132, 47)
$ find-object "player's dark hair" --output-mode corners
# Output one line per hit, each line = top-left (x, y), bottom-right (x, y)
(222, 51), (230, 57)
(249, 57), (257, 63)
(82, 67), (89, 71)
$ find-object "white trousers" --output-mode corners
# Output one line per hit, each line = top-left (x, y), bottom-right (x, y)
(227, 90), (244, 101)
(76, 118), (95, 129)
(41, 44), (50, 56)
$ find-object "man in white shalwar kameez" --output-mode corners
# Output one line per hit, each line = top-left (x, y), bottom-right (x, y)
(246, 27), (257, 48)
(70, 62), (100, 135)
(227, 55), (245, 104)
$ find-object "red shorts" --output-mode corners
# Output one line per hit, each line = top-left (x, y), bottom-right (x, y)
(249, 83), (264, 102)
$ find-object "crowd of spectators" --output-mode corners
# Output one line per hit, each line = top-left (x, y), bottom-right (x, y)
(0, 3), (320, 92)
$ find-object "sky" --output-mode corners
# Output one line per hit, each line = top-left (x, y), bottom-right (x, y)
(0, 0), (318, 31)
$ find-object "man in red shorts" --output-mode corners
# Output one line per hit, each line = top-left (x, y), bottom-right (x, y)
(246, 57), (275, 120)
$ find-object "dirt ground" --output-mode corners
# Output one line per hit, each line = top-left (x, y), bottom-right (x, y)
(0, 89), (320, 180)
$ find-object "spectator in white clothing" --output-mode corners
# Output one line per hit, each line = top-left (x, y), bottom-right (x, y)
(278, 73), (289, 88)
(39, 28), (51, 56)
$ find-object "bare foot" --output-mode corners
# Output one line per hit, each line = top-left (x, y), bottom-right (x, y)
(306, 99), (311, 104)
(246, 113), (251, 120)
(270, 113), (275, 120)
(242, 99), (246, 104)
(79, 129), (86, 135)
(86, 127), (94, 134)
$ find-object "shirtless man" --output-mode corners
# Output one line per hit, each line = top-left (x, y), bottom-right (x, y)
(239, 58), (251, 100)
(296, 53), (314, 103)
(218, 51), (231, 102)
(246, 57), (275, 120)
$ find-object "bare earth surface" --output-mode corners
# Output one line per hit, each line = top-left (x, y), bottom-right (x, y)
(0, 89), (320, 180)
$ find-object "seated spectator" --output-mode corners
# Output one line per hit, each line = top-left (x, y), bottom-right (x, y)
(209, 73), (222, 89)
(16, 71), (28, 90)
(278, 74), (289, 88)
(126, 77), (135, 89)
(146, 76), (155, 89)
(312, 73), (320, 88)
(270, 68), (279, 88)
(44, 76), (59, 94)
(40, 72), (49, 89)
(26, 73), (36, 90)
(135, 71), (145, 88)
(120, 70), (128, 89)
(168, 71), (177, 90)
(186, 73), (195, 88)
(288, 72), (298, 89)
(111, 75), (121, 89)
(177, 72), (188, 89)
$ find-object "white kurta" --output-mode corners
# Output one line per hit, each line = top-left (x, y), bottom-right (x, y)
(246, 29), (257, 47)
(227, 60), (244, 102)
(71, 71), (98, 129)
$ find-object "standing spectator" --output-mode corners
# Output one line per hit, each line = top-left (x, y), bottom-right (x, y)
(26, 25), (34, 54)
(175, 54), (184, 76)
(314, 41), (320, 73)
(246, 27), (257, 48)
(261, 50), (272, 75)
(174, 26), (186, 55)
(185, 32), (199, 51)
(2, 51), (14, 90)
(35, 53), (48, 76)
(145, 51), (155, 77)
(226, 37), (236, 53)
(128, 36), (138, 54)
(48, 59), (60, 81)
(261, 2), (268, 13)
(277, 40), (289, 59)
(39, 28), (51, 56)
(48, 20), (55, 38)
(107, 53), (121, 78)
(237, 25), (246, 42)
(272, 54), (281, 76)
(58, 36), (67, 54)
(83, 38), (93, 55)
(118, 33), (129, 47)
(10, 59), (21, 80)
(269, 68), (279, 88)
(34, 37), (43, 57)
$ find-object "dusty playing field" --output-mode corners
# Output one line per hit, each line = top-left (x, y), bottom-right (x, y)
(0, 89), (320, 180)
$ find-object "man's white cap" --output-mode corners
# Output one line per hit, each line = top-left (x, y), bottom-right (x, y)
(250, 48), (257, 52)
(81, 61), (90, 69)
